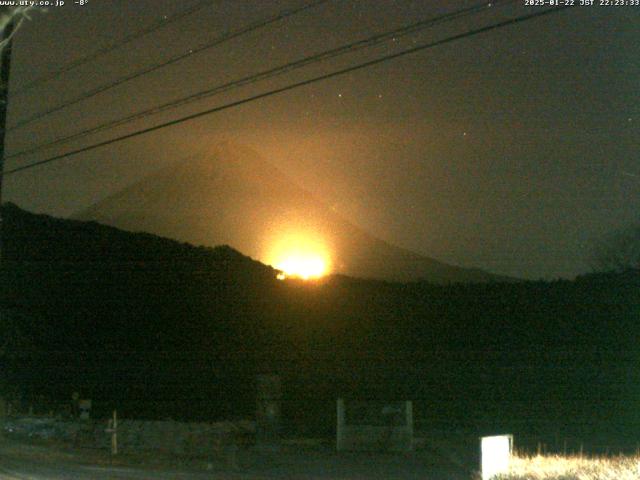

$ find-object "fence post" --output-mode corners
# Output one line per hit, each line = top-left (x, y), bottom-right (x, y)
(405, 401), (413, 451)
(112, 410), (118, 455)
(336, 398), (345, 452)
(106, 410), (118, 455)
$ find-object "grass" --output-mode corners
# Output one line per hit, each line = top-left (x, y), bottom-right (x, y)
(493, 452), (640, 480)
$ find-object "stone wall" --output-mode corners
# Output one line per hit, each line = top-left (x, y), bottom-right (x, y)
(0, 416), (255, 456)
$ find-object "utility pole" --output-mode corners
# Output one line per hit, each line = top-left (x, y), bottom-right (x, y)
(0, 13), (16, 264)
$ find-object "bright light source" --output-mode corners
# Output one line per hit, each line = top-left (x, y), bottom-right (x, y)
(265, 229), (331, 280)
(276, 255), (326, 280)
(481, 434), (513, 480)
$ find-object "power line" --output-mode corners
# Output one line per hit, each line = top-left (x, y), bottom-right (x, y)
(7, 0), (509, 160)
(8, 0), (331, 131)
(2, 6), (571, 178)
(13, 0), (218, 96)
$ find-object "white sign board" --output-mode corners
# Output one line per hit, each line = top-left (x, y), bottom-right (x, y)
(481, 434), (513, 480)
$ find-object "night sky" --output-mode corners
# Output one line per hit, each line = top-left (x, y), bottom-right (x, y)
(3, 0), (639, 280)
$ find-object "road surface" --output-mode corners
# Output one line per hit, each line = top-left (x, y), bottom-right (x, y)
(0, 440), (471, 479)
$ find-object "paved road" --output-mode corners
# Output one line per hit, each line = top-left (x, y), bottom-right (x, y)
(0, 460), (262, 480)
(0, 442), (471, 479)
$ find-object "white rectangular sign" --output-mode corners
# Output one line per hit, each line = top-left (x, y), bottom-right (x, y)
(481, 434), (513, 480)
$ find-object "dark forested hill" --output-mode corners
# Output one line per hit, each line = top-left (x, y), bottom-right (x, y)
(1, 204), (638, 446)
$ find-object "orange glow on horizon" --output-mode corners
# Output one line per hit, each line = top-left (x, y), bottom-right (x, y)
(265, 230), (331, 280)
(276, 255), (327, 280)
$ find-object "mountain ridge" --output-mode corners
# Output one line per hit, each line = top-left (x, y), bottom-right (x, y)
(74, 142), (512, 284)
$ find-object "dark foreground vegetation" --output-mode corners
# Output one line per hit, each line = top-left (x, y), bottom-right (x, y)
(1, 203), (638, 451)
